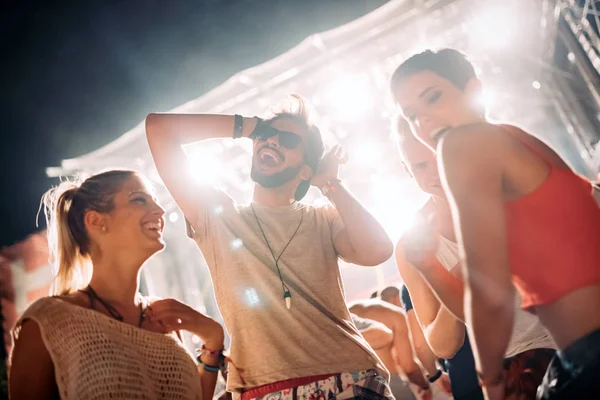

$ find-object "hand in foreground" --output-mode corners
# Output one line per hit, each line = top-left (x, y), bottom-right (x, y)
(148, 298), (224, 349)
(311, 145), (348, 189)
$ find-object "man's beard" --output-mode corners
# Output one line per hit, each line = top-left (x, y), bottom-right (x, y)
(250, 163), (301, 188)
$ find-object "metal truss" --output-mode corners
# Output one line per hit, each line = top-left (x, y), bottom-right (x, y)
(542, 0), (600, 174)
(559, 0), (600, 74)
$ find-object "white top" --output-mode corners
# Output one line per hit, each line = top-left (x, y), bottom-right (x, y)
(14, 297), (203, 400)
(436, 235), (556, 357)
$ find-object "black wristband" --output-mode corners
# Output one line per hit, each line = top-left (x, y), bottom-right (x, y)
(428, 369), (443, 383)
(233, 114), (244, 139)
(249, 116), (264, 140)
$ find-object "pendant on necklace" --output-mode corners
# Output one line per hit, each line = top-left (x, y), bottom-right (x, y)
(284, 290), (292, 310)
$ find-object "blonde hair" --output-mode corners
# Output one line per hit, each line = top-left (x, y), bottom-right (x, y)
(42, 170), (137, 295)
(266, 94), (318, 126)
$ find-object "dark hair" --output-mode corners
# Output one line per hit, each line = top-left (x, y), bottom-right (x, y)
(42, 169), (138, 294)
(370, 290), (379, 299)
(265, 94), (324, 200)
(390, 48), (477, 100)
(380, 286), (400, 303)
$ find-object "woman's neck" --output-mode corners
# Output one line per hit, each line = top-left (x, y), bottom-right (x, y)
(87, 253), (143, 307)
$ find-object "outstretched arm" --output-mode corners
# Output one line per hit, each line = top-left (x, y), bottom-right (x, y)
(145, 113), (257, 226)
(439, 125), (515, 399)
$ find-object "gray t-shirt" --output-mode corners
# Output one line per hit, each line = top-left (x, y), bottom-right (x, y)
(190, 194), (387, 393)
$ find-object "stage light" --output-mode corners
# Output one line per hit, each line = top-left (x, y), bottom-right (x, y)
(241, 181), (253, 192)
(369, 176), (429, 241)
(352, 142), (383, 167)
(245, 288), (261, 306)
(185, 145), (223, 185)
(323, 73), (374, 120)
(313, 196), (331, 207)
(469, 5), (517, 49)
(169, 212), (179, 223)
(474, 90), (494, 111)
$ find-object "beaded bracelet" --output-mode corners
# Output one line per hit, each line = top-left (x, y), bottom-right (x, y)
(195, 345), (225, 372)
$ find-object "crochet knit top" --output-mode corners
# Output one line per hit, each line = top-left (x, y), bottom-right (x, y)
(13, 297), (203, 399)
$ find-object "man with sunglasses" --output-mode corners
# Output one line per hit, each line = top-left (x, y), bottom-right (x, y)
(146, 96), (395, 399)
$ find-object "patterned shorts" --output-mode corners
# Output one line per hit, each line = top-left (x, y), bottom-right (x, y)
(503, 348), (555, 398)
(249, 370), (394, 400)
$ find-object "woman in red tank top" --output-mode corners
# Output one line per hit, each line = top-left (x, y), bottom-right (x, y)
(389, 48), (600, 400)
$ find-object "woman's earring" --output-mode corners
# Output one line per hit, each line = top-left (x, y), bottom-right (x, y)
(102, 226), (107, 233)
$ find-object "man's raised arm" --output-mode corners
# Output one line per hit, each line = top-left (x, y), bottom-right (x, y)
(145, 113), (257, 225)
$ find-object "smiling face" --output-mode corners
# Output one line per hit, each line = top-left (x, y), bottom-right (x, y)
(394, 70), (485, 151)
(250, 117), (313, 189)
(99, 175), (166, 258)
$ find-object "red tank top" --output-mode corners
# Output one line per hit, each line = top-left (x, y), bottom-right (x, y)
(503, 127), (600, 309)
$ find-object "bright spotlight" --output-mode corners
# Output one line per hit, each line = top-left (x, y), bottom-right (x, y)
(470, 6), (517, 49)
(185, 145), (222, 185)
(323, 73), (374, 120)
(369, 176), (429, 241)
(352, 142), (383, 167)
(244, 288), (261, 307)
(168, 212), (179, 223)
(474, 90), (494, 111)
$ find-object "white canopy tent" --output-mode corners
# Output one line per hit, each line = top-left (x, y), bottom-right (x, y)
(46, 0), (592, 342)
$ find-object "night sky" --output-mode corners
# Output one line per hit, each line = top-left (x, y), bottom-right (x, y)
(0, 0), (388, 247)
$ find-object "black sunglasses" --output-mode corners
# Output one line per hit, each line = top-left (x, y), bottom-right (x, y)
(253, 125), (304, 150)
